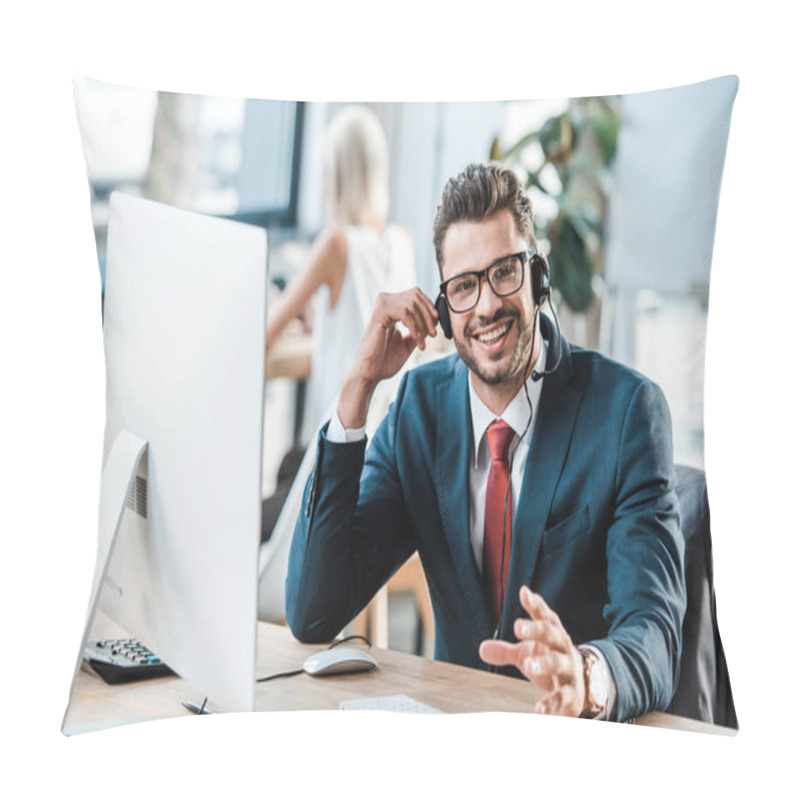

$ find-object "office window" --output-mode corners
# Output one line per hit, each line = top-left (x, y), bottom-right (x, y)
(74, 78), (303, 288)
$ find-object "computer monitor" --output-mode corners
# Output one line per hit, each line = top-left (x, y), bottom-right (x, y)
(63, 192), (267, 729)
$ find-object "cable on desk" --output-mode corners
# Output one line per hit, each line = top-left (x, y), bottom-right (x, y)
(328, 634), (371, 649)
(256, 634), (373, 683)
(257, 667), (305, 683)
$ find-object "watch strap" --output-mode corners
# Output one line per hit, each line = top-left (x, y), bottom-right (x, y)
(579, 646), (606, 719)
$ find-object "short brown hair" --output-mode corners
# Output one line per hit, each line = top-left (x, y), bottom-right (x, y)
(433, 162), (537, 272)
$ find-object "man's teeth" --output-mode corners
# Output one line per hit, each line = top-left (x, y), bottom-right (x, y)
(477, 322), (511, 343)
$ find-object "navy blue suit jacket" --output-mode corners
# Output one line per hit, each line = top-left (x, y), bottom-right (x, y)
(286, 318), (686, 721)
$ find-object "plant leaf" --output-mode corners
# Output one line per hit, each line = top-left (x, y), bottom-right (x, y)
(549, 215), (595, 312)
(489, 136), (504, 162)
(502, 130), (541, 162)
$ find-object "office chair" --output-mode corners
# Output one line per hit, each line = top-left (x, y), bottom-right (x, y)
(668, 464), (738, 729)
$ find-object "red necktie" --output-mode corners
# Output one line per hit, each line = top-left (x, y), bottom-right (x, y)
(483, 420), (516, 625)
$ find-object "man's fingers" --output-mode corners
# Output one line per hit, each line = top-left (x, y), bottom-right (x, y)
(388, 326), (419, 356)
(534, 685), (578, 716)
(400, 306), (429, 349)
(519, 586), (561, 626)
(377, 289), (438, 348)
(521, 650), (576, 685)
(482, 588), (584, 717)
(399, 292), (438, 345)
(481, 638), (583, 715)
(480, 648), (573, 712)
(478, 639), (524, 670)
(514, 617), (571, 654)
(478, 637), (552, 671)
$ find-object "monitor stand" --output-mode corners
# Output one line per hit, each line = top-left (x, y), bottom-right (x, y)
(62, 429), (148, 734)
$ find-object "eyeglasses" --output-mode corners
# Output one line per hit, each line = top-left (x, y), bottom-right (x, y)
(439, 249), (536, 314)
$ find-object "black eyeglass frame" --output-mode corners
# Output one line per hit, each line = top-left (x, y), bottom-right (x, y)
(438, 248), (538, 314)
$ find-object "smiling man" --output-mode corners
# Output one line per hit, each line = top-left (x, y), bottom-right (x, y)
(285, 162), (686, 722)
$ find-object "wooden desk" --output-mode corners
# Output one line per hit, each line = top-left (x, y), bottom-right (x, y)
(63, 623), (734, 736)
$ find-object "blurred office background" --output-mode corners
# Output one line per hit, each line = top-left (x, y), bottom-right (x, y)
(74, 79), (717, 654)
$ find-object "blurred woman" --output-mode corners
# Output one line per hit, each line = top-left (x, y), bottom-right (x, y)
(266, 105), (415, 441)
(259, 106), (415, 621)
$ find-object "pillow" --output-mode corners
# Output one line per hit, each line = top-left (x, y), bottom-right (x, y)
(64, 76), (738, 735)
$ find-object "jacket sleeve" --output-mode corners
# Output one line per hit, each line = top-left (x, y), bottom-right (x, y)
(284, 376), (416, 643)
(589, 379), (687, 722)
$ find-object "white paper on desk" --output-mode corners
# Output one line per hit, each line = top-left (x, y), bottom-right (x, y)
(340, 695), (445, 714)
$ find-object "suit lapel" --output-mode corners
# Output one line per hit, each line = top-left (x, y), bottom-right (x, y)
(435, 359), (492, 636)
(501, 328), (583, 635)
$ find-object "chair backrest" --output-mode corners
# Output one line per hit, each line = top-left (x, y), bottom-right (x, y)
(667, 464), (738, 728)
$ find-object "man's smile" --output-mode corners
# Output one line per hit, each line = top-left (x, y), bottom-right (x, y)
(467, 313), (518, 355)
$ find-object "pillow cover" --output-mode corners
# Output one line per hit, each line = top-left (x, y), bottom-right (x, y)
(63, 76), (738, 735)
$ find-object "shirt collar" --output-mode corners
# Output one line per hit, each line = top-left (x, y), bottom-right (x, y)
(468, 339), (548, 467)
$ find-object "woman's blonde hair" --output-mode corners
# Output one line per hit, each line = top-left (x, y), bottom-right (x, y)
(323, 105), (389, 226)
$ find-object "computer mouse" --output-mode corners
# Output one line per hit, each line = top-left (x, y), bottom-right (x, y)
(303, 647), (378, 677)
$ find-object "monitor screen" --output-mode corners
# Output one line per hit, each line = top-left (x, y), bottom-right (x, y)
(64, 192), (267, 725)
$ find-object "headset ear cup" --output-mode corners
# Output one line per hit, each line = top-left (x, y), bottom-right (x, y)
(435, 294), (452, 339)
(531, 255), (550, 306)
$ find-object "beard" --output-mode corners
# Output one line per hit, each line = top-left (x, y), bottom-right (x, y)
(453, 307), (536, 387)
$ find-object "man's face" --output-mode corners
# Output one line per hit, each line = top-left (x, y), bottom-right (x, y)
(440, 209), (537, 389)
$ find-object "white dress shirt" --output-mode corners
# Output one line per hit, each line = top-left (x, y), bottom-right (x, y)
(467, 341), (547, 572)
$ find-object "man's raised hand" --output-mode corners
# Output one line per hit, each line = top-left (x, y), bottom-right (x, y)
(478, 586), (586, 717)
(337, 288), (438, 429)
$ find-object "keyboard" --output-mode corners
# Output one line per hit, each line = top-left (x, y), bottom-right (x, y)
(83, 637), (174, 684)
(339, 694), (444, 713)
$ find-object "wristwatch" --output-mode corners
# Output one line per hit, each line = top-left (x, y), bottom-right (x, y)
(579, 647), (609, 719)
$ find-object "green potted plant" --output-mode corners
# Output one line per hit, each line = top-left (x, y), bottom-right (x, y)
(491, 97), (621, 323)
